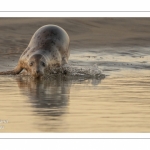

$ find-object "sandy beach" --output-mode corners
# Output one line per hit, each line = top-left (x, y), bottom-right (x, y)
(1, 18), (150, 51)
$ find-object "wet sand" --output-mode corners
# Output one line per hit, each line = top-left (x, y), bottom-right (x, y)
(1, 18), (150, 51)
(0, 18), (150, 132)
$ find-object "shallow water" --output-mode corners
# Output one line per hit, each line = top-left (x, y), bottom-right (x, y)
(0, 46), (150, 132)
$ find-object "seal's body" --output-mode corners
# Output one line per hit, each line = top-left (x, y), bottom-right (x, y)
(0, 25), (70, 78)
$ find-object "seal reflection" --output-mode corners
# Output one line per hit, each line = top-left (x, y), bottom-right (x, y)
(15, 75), (104, 132)
(16, 75), (71, 117)
(16, 75), (104, 116)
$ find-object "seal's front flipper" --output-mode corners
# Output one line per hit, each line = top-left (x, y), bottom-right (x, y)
(0, 65), (23, 75)
(13, 65), (23, 74)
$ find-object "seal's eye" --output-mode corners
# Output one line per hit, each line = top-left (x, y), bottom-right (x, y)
(29, 62), (34, 66)
(41, 62), (46, 67)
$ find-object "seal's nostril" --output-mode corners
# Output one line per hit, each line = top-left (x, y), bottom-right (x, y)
(36, 70), (40, 74)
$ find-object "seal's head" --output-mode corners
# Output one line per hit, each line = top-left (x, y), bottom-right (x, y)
(28, 54), (47, 78)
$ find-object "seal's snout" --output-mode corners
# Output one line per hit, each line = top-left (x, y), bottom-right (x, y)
(36, 70), (40, 74)
(34, 70), (43, 78)
(28, 54), (46, 78)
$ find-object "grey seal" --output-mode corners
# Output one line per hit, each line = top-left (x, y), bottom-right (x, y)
(0, 24), (70, 78)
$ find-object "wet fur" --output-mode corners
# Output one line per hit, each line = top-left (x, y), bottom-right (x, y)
(0, 25), (70, 77)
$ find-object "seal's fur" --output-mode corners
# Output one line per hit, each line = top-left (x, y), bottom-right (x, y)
(0, 25), (70, 78)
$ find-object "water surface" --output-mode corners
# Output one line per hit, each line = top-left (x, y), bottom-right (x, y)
(0, 46), (150, 132)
